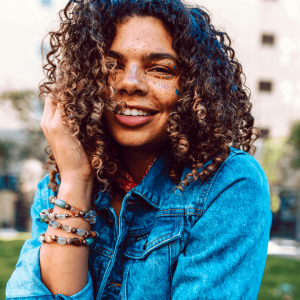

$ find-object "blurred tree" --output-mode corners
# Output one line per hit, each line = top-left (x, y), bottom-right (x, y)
(0, 90), (47, 163)
(0, 140), (13, 172)
(260, 137), (289, 186)
(288, 121), (300, 169)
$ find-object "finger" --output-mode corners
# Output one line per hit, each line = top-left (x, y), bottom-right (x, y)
(51, 102), (67, 132)
(42, 95), (57, 125)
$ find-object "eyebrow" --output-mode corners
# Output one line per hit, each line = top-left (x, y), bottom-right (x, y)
(146, 52), (177, 63)
(108, 50), (178, 64)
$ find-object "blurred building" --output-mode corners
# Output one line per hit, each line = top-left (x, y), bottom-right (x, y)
(0, 0), (61, 230)
(1, 0), (299, 137)
(187, 0), (300, 242)
(0, 0), (66, 92)
(187, 0), (300, 139)
(0, 0), (300, 234)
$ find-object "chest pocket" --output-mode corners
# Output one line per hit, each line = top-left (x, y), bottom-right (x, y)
(124, 215), (183, 259)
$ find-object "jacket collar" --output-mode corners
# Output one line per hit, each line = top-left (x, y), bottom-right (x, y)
(93, 147), (175, 210)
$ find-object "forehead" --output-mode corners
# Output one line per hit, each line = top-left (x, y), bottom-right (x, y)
(110, 16), (175, 57)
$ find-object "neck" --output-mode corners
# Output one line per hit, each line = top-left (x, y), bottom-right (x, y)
(120, 143), (164, 184)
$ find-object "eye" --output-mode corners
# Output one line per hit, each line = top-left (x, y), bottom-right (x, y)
(149, 67), (171, 73)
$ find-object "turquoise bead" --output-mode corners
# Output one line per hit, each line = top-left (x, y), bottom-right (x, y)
(166, 76), (169, 79)
(54, 199), (66, 208)
(40, 214), (48, 223)
(85, 238), (93, 246)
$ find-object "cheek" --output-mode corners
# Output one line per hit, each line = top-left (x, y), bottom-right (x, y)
(152, 82), (177, 112)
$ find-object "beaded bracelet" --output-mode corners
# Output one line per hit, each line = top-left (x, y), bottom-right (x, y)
(48, 196), (97, 220)
(42, 216), (99, 238)
(38, 233), (93, 246)
(39, 208), (96, 224)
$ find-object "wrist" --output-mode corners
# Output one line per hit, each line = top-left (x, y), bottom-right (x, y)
(57, 181), (93, 211)
(60, 172), (94, 186)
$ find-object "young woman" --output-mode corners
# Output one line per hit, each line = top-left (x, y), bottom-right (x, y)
(6, 0), (271, 299)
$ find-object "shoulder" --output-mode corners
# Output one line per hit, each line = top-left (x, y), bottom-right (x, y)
(214, 147), (269, 191)
(216, 147), (267, 183)
(178, 148), (270, 216)
(201, 147), (270, 215)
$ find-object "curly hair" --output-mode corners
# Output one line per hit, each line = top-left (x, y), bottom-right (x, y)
(39, 0), (259, 199)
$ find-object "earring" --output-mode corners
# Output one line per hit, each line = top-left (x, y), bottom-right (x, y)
(175, 89), (179, 96)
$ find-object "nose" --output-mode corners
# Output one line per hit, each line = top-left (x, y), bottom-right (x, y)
(117, 64), (148, 96)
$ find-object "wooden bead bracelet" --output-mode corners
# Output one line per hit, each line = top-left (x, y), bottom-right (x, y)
(38, 233), (93, 246)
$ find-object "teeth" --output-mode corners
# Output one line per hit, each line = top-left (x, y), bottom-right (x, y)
(119, 108), (152, 116)
(131, 108), (138, 116)
(124, 108), (131, 116)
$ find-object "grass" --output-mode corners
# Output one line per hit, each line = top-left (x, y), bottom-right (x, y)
(0, 240), (27, 300)
(0, 239), (300, 300)
(258, 256), (300, 300)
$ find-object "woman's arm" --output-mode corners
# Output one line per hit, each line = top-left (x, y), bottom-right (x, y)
(171, 153), (272, 300)
(39, 181), (93, 296)
(6, 95), (95, 299)
(38, 95), (94, 296)
(6, 177), (95, 299)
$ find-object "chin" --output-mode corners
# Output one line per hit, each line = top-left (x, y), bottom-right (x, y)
(110, 131), (166, 151)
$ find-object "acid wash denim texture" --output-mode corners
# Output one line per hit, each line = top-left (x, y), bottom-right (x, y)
(6, 148), (272, 300)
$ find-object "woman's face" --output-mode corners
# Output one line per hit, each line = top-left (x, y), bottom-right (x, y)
(105, 16), (179, 151)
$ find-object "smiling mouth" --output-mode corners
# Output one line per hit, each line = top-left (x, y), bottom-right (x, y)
(116, 107), (157, 117)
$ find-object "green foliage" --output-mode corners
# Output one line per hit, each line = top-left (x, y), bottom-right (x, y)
(288, 121), (300, 169)
(0, 141), (14, 171)
(258, 256), (300, 300)
(0, 240), (26, 299)
(0, 90), (43, 130)
(260, 138), (289, 186)
(0, 90), (47, 165)
(0, 90), (35, 101)
(270, 192), (280, 213)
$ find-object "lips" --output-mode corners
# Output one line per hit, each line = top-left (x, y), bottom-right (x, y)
(114, 105), (158, 127)
(114, 114), (154, 127)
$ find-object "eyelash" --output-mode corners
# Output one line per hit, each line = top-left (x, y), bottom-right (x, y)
(149, 67), (170, 73)
(113, 62), (178, 79)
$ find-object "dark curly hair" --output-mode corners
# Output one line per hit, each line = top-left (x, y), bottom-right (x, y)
(39, 0), (259, 199)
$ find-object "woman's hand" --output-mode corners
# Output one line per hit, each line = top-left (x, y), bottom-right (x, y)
(41, 95), (93, 185)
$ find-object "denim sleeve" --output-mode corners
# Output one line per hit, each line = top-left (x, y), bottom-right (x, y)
(171, 153), (272, 300)
(5, 176), (94, 300)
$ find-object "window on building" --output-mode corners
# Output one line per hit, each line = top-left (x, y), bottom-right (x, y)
(259, 81), (273, 92)
(41, 0), (52, 6)
(259, 128), (270, 139)
(262, 34), (275, 46)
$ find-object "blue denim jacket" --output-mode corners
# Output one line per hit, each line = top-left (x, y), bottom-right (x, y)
(6, 148), (272, 300)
